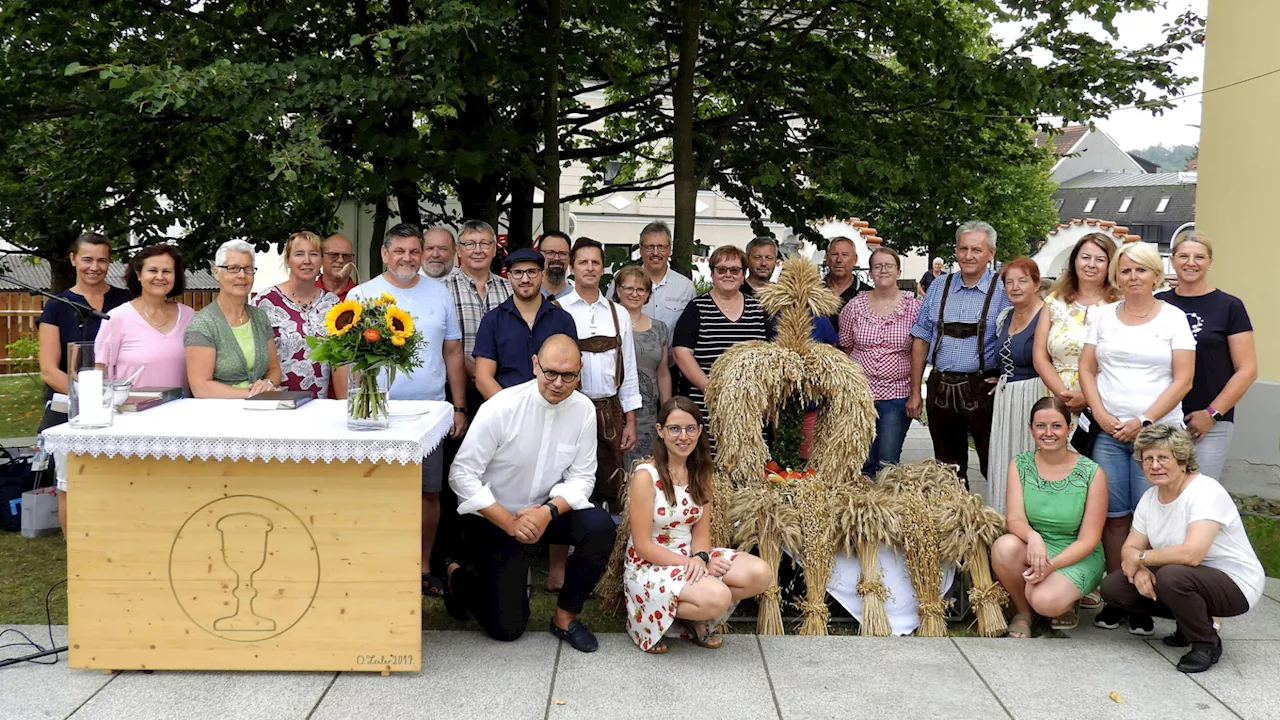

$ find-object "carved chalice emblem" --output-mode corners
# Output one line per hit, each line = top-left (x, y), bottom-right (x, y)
(213, 513), (277, 632)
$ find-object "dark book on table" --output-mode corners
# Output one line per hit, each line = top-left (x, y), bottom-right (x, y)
(118, 386), (185, 413)
(243, 390), (314, 410)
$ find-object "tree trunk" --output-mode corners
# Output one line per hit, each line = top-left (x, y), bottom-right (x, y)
(368, 195), (389, 277)
(47, 229), (79, 293)
(541, 0), (563, 235)
(395, 188), (422, 229)
(670, 0), (700, 278)
(457, 175), (499, 229)
(507, 176), (535, 250)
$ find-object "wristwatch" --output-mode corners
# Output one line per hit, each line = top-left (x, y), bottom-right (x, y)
(453, 405), (466, 414)
(1139, 414), (1153, 427)
(543, 502), (560, 521)
(693, 551), (711, 563)
(1137, 550), (1147, 566)
(1206, 406), (1224, 421)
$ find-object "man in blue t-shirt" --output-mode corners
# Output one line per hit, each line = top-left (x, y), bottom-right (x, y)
(348, 223), (467, 595)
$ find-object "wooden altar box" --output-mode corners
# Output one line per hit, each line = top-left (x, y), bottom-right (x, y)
(65, 454), (422, 673)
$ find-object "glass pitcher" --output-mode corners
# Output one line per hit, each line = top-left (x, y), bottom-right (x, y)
(67, 341), (114, 428)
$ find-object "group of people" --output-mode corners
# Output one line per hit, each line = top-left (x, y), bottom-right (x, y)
(36, 217), (1264, 670)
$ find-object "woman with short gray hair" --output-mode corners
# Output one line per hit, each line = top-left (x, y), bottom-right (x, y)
(1101, 424), (1264, 674)
(184, 239), (282, 397)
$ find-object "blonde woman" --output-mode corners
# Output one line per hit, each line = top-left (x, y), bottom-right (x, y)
(613, 265), (672, 468)
(1080, 241), (1195, 634)
(252, 231), (346, 398)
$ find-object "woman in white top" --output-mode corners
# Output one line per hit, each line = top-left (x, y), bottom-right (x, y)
(1080, 241), (1195, 634)
(1101, 424), (1264, 674)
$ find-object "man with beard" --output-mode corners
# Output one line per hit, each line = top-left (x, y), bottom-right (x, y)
(318, 234), (358, 300)
(742, 237), (778, 295)
(349, 222), (469, 598)
(560, 237), (640, 511)
(421, 226), (457, 280)
(536, 231), (574, 300)
(908, 220), (1010, 487)
(822, 236), (872, 329)
(473, 249), (578, 398)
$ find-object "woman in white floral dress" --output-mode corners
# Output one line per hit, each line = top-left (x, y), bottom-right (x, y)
(624, 396), (771, 654)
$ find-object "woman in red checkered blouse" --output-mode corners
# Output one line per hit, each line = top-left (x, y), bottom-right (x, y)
(837, 246), (923, 478)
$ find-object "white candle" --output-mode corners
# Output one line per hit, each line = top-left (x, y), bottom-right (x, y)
(76, 369), (110, 425)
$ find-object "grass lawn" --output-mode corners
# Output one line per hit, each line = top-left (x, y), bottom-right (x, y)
(0, 374), (45, 439)
(5, 516), (1278, 632)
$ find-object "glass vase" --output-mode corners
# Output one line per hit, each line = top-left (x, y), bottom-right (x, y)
(347, 365), (390, 431)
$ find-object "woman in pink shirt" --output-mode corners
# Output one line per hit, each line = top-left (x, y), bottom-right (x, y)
(837, 247), (922, 477)
(95, 245), (195, 391)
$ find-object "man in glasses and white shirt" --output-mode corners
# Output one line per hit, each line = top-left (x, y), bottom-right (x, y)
(446, 334), (614, 653)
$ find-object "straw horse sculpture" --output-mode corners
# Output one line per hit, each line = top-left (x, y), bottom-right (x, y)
(600, 256), (1008, 637)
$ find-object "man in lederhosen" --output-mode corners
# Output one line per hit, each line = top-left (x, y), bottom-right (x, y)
(907, 221), (1010, 487)
(559, 238), (641, 510)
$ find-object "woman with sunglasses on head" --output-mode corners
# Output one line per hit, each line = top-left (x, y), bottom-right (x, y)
(252, 231), (346, 399)
(623, 397), (772, 653)
(1155, 234), (1257, 481)
(37, 232), (133, 534)
(184, 240), (282, 398)
(613, 265), (673, 469)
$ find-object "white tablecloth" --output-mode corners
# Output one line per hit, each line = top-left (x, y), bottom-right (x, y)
(41, 399), (453, 466)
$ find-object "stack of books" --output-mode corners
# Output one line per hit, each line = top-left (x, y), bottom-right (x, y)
(118, 387), (186, 413)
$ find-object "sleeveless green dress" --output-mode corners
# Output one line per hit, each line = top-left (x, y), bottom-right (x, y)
(1016, 451), (1105, 595)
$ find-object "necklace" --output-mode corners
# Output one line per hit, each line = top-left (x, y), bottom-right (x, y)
(136, 301), (173, 330)
(1122, 300), (1154, 320)
(868, 292), (898, 314)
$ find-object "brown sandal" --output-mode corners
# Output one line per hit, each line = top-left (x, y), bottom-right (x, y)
(681, 620), (724, 649)
(1007, 613), (1033, 639)
(644, 640), (669, 654)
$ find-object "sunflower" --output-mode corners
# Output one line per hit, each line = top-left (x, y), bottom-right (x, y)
(391, 335), (406, 347)
(375, 292), (397, 306)
(386, 305), (414, 337)
(325, 299), (362, 336)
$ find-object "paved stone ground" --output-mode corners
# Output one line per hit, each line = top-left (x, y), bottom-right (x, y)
(8, 579), (1280, 720)
(9, 423), (1280, 719)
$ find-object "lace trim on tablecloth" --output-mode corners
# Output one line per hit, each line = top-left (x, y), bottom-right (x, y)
(42, 414), (451, 466)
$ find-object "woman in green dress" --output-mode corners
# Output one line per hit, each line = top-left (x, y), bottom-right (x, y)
(184, 240), (282, 398)
(991, 396), (1108, 637)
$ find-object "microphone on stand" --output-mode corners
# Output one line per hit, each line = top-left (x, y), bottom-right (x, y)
(0, 257), (111, 320)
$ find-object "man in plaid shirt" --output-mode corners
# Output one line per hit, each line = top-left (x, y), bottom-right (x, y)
(908, 220), (1010, 487)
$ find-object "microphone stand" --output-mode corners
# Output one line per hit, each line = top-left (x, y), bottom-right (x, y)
(0, 272), (111, 322)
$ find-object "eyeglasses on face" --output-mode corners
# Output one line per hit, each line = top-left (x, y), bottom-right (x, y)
(618, 285), (648, 295)
(712, 265), (744, 275)
(218, 265), (256, 275)
(661, 424), (701, 437)
(508, 268), (542, 279)
(540, 250), (569, 259)
(536, 359), (580, 384)
(459, 241), (494, 250)
(870, 263), (898, 272)
(1141, 454), (1177, 467)
(324, 252), (355, 262)
(641, 243), (670, 253)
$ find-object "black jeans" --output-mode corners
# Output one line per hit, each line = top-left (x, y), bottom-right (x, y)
(1101, 565), (1250, 652)
(452, 506), (616, 641)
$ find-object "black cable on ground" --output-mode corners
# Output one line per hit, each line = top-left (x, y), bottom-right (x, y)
(0, 578), (68, 669)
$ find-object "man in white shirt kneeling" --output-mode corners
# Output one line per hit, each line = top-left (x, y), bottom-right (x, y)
(445, 334), (615, 652)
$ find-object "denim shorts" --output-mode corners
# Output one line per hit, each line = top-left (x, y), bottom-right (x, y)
(1091, 432), (1149, 518)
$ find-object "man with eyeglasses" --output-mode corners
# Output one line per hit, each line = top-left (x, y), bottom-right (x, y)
(536, 231), (575, 300)
(605, 221), (694, 354)
(348, 222), (468, 599)
(561, 237), (641, 511)
(440, 220), (513, 391)
(317, 234), (358, 301)
(473, 249), (578, 399)
(446, 334), (615, 652)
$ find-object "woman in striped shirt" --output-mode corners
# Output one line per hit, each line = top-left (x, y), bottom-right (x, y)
(837, 246), (922, 478)
(673, 245), (773, 453)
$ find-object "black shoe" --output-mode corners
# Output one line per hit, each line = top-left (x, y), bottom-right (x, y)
(441, 559), (469, 621)
(1094, 605), (1124, 629)
(550, 619), (599, 653)
(1128, 613), (1155, 636)
(1176, 648), (1220, 674)
(1163, 627), (1190, 648)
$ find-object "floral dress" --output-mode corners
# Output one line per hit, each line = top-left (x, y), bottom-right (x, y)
(252, 287), (339, 398)
(624, 463), (739, 651)
(1043, 292), (1103, 391)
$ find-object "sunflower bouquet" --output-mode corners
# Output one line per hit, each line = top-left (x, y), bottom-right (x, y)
(308, 293), (424, 427)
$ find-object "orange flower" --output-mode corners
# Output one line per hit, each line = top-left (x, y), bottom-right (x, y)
(363, 328), (382, 342)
